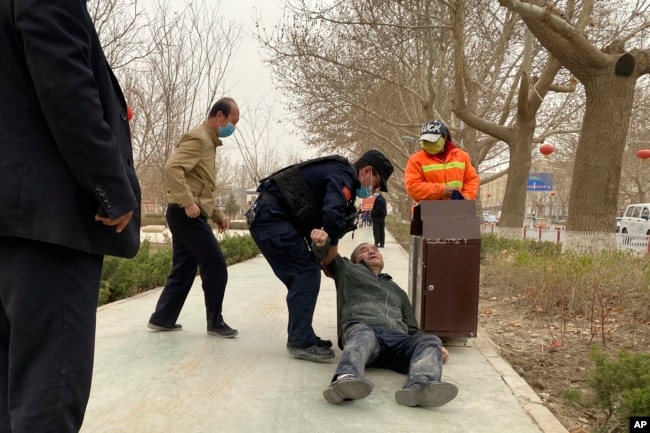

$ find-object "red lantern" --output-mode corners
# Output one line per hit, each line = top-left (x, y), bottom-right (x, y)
(549, 191), (556, 197)
(636, 149), (650, 163)
(487, 193), (492, 198)
(127, 106), (134, 121)
(539, 144), (554, 159)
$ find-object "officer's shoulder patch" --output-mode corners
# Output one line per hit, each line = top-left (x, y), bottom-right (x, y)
(342, 186), (352, 201)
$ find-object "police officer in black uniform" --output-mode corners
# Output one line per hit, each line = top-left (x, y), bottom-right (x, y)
(248, 150), (394, 361)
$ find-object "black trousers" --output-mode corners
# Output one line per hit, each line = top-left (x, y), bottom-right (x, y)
(0, 236), (103, 433)
(372, 220), (385, 247)
(149, 204), (228, 329)
(248, 200), (322, 348)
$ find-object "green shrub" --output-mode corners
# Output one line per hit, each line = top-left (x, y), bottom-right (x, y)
(385, 215), (411, 250)
(480, 239), (648, 321)
(99, 241), (172, 306)
(219, 234), (260, 265)
(588, 346), (650, 431)
(99, 235), (260, 306)
(141, 213), (166, 226)
(480, 234), (561, 257)
(562, 388), (582, 406)
(228, 220), (249, 230)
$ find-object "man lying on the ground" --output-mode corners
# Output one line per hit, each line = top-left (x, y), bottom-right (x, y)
(310, 229), (457, 407)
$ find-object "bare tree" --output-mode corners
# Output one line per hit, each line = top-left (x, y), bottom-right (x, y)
(119, 0), (241, 207)
(259, 0), (587, 221)
(499, 0), (650, 247)
(232, 98), (284, 184)
(258, 0), (461, 217)
(451, 0), (583, 236)
(87, 0), (149, 69)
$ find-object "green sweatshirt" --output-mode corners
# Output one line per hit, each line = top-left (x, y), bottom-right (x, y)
(312, 243), (420, 348)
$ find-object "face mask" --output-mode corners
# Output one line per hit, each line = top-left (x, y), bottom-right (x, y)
(356, 185), (372, 199)
(356, 168), (374, 198)
(421, 137), (445, 155)
(218, 122), (236, 138)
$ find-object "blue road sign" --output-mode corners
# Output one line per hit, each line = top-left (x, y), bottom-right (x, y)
(527, 172), (553, 191)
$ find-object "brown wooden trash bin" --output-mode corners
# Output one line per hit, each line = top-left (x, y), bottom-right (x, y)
(407, 200), (481, 339)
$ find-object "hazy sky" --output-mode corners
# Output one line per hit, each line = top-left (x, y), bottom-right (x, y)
(228, 0), (278, 102)
(225, 0), (315, 164)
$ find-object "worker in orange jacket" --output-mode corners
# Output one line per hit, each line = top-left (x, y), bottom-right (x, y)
(404, 119), (479, 234)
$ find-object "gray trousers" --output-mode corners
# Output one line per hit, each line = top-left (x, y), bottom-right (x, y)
(334, 322), (443, 388)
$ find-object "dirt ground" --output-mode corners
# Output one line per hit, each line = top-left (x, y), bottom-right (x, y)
(478, 285), (650, 433)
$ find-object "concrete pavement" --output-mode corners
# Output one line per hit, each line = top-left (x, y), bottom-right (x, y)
(82, 226), (569, 433)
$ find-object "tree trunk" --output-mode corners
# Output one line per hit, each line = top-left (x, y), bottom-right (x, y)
(568, 72), (635, 232)
(498, 121), (534, 238)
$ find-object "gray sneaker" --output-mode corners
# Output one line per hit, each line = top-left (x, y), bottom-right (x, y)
(287, 344), (334, 362)
(395, 382), (458, 408)
(323, 375), (373, 404)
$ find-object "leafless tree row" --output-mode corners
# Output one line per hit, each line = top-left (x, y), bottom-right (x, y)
(90, 0), (650, 235)
(258, 0), (650, 245)
(90, 0), (274, 213)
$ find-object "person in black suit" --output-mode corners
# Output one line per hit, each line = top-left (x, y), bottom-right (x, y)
(0, 1), (141, 432)
(371, 192), (387, 247)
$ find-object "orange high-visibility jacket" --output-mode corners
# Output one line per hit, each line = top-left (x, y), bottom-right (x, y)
(404, 144), (479, 204)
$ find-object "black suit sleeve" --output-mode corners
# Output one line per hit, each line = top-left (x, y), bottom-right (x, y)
(15, 0), (137, 219)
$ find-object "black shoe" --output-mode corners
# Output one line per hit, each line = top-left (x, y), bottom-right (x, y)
(395, 382), (458, 407)
(287, 344), (334, 362)
(207, 321), (238, 338)
(147, 322), (182, 331)
(323, 375), (373, 404)
(315, 337), (333, 348)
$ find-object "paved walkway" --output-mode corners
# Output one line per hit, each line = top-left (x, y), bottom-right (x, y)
(82, 227), (569, 433)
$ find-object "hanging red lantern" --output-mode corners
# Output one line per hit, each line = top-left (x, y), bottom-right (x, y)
(636, 149), (650, 163)
(127, 106), (134, 121)
(539, 144), (554, 159)
(487, 193), (492, 198)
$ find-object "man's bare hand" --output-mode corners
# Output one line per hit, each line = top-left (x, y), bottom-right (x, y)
(217, 216), (229, 233)
(442, 346), (449, 364)
(94, 210), (133, 233)
(184, 203), (201, 218)
(310, 228), (329, 247)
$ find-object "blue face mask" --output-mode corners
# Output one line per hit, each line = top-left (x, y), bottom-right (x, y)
(218, 122), (236, 138)
(356, 185), (372, 199)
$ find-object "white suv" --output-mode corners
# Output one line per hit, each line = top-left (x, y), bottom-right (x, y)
(619, 203), (650, 237)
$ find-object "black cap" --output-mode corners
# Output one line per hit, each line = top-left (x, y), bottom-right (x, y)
(359, 150), (394, 192)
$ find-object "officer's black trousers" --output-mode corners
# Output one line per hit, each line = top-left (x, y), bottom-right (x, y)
(249, 200), (322, 348)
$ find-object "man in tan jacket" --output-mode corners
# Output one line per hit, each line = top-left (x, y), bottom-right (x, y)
(148, 97), (240, 337)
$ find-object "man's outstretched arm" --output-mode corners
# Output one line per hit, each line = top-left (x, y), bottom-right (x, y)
(310, 228), (337, 265)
